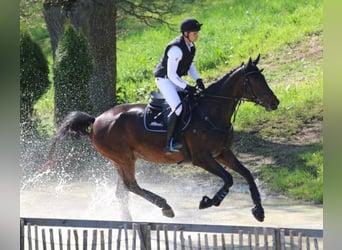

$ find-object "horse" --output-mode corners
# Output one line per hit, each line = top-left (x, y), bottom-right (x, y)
(47, 55), (279, 222)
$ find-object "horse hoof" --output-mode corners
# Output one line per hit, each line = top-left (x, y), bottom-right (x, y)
(162, 207), (175, 218)
(252, 204), (265, 222)
(199, 196), (212, 209)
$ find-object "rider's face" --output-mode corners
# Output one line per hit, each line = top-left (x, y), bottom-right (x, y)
(185, 31), (199, 43)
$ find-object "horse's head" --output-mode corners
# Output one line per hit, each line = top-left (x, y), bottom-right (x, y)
(239, 55), (279, 111)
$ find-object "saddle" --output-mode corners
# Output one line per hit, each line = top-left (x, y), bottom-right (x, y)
(143, 91), (192, 133)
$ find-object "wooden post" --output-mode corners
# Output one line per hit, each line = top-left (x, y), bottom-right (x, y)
(83, 230), (88, 250)
(124, 224), (128, 250)
(306, 236), (310, 250)
(280, 229), (285, 250)
(58, 228), (63, 250)
(117, 227), (122, 250)
(91, 229), (97, 250)
(274, 228), (281, 250)
(156, 224), (161, 250)
(238, 230), (243, 250)
(213, 234), (218, 250)
(133, 223), (138, 250)
(163, 225), (169, 250)
(188, 235), (193, 250)
(20, 219), (24, 250)
(197, 233), (201, 250)
(73, 229), (79, 250)
(247, 231), (252, 250)
(42, 228), (47, 250)
(35, 225), (39, 250)
(254, 227), (259, 250)
(230, 234), (234, 249)
(67, 229), (71, 250)
(49, 228), (55, 250)
(221, 234), (226, 250)
(108, 228), (112, 250)
(28, 223), (32, 250)
(313, 238), (318, 250)
(289, 230), (294, 250)
(173, 226), (177, 250)
(100, 230), (105, 250)
(204, 234), (209, 250)
(264, 228), (268, 250)
(297, 232), (302, 250)
(138, 224), (151, 250)
(180, 230), (185, 250)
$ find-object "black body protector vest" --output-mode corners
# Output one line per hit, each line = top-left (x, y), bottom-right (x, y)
(154, 36), (196, 78)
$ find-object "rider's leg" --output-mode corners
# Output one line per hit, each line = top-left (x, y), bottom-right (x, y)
(156, 78), (183, 152)
(165, 111), (182, 152)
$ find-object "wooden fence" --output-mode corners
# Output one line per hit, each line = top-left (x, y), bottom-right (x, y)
(20, 217), (323, 250)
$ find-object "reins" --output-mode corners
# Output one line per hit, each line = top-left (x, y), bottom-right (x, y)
(197, 65), (262, 122)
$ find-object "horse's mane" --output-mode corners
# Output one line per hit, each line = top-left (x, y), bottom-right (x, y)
(205, 63), (244, 93)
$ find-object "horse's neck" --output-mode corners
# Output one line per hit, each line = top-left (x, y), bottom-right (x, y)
(199, 71), (243, 128)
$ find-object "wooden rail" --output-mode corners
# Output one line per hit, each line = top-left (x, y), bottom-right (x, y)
(20, 217), (323, 250)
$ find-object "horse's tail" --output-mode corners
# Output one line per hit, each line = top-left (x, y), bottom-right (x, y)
(45, 111), (96, 170)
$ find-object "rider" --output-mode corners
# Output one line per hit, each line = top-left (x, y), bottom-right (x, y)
(154, 17), (205, 153)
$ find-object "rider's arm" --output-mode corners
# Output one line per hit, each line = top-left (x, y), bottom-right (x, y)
(188, 61), (200, 81)
(166, 45), (189, 89)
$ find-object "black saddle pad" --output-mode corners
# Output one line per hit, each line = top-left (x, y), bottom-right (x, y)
(143, 92), (170, 132)
(143, 91), (193, 133)
(143, 105), (170, 132)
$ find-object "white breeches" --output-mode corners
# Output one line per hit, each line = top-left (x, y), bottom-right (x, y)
(155, 77), (183, 116)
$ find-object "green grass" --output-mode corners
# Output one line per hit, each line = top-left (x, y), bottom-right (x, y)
(115, 0), (322, 101)
(25, 0), (323, 203)
(260, 146), (323, 203)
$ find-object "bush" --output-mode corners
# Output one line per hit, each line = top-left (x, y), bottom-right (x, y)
(20, 30), (50, 133)
(53, 22), (93, 125)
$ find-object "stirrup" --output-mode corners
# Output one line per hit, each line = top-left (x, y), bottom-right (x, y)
(166, 138), (183, 153)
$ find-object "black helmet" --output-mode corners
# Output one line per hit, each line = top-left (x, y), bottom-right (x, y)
(180, 18), (202, 32)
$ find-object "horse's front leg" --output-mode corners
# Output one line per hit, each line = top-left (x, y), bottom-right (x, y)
(217, 150), (265, 222)
(192, 156), (233, 209)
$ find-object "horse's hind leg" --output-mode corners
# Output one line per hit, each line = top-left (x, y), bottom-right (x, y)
(115, 162), (175, 218)
(115, 173), (132, 221)
(217, 150), (265, 222)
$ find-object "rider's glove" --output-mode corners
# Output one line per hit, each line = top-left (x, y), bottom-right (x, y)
(196, 78), (205, 90)
(185, 85), (197, 95)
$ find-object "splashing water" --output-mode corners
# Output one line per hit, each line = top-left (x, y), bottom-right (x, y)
(20, 136), (322, 229)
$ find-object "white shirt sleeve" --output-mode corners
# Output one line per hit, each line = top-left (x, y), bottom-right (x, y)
(166, 45), (189, 89)
(188, 61), (200, 81)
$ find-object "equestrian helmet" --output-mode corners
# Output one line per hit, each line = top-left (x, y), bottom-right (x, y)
(180, 18), (202, 32)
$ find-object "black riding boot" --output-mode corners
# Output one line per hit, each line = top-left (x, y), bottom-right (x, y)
(165, 113), (182, 153)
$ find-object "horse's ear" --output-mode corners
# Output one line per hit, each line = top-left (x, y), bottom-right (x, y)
(248, 57), (252, 66)
(253, 54), (261, 65)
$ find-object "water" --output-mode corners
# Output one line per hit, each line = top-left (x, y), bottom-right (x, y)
(20, 170), (322, 230)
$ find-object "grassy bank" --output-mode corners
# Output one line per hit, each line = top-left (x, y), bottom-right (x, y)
(30, 0), (323, 203)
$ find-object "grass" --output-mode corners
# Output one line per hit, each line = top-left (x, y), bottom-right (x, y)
(25, 0), (323, 203)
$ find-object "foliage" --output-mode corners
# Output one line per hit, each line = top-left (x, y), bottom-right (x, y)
(23, 0), (323, 202)
(20, 29), (50, 132)
(53, 22), (93, 125)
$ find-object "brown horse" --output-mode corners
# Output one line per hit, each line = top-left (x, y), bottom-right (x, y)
(48, 55), (279, 222)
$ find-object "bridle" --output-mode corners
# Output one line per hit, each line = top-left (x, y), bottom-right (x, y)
(196, 65), (266, 122)
(200, 65), (265, 105)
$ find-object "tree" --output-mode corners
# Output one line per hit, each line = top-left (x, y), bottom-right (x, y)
(53, 22), (93, 124)
(42, 0), (176, 115)
(20, 30), (50, 132)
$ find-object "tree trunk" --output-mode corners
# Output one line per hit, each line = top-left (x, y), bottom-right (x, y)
(43, 0), (117, 115)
